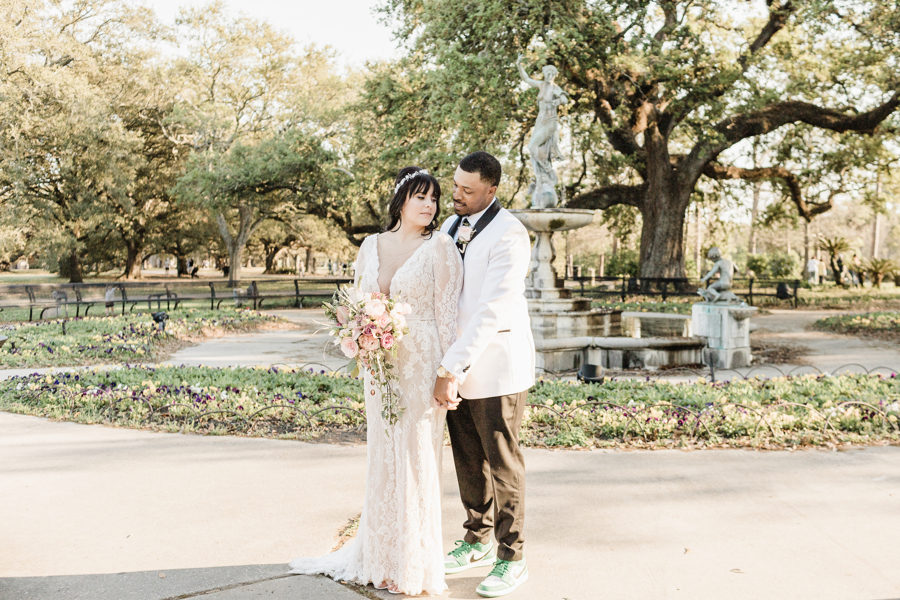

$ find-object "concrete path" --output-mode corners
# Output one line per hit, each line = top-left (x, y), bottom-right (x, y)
(750, 309), (900, 373)
(3, 411), (899, 600)
(0, 309), (349, 382)
(166, 309), (349, 371)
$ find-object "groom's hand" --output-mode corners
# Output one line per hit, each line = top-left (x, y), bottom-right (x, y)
(433, 376), (458, 410)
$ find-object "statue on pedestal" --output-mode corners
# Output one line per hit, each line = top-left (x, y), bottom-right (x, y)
(516, 55), (569, 209)
(698, 247), (741, 304)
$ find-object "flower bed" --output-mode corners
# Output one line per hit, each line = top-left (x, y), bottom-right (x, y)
(813, 312), (900, 341)
(0, 308), (289, 368)
(1, 365), (897, 449)
(591, 300), (694, 315)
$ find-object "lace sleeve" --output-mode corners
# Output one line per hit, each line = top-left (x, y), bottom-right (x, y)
(433, 233), (463, 357)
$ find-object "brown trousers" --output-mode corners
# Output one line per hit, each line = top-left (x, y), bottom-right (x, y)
(446, 390), (528, 562)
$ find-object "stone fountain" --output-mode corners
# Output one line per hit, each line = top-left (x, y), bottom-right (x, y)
(511, 56), (705, 372)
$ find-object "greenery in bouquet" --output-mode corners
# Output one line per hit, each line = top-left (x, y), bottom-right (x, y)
(324, 287), (411, 427)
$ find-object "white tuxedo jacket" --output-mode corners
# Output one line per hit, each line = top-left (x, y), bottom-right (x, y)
(439, 203), (535, 399)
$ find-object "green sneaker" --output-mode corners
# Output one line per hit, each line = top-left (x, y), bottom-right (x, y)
(476, 558), (528, 598)
(444, 540), (496, 574)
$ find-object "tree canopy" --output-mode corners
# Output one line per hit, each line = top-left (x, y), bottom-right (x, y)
(368, 0), (900, 276)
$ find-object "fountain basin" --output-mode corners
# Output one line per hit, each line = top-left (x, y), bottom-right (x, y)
(536, 335), (705, 372)
(532, 312), (704, 372)
(511, 208), (595, 232)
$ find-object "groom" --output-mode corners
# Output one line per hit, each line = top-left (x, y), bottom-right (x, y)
(433, 151), (535, 597)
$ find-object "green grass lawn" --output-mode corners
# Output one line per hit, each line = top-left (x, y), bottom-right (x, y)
(813, 312), (900, 341)
(591, 300), (694, 315)
(0, 308), (290, 368)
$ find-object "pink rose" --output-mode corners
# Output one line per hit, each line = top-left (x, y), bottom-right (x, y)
(458, 225), (474, 243)
(359, 334), (379, 351)
(380, 333), (394, 349)
(339, 338), (359, 358)
(376, 312), (391, 329)
(335, 306), (350, 325)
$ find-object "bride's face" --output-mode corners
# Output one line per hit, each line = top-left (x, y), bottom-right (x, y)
(401, 183), (438, 229)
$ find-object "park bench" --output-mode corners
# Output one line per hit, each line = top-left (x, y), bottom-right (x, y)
(205, 278), (350, 310)
(0, 278), (356, 320)
(246, 278), (351, 309)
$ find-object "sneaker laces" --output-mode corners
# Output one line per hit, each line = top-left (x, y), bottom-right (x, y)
(487, 560), (511, 579)
(448, 540), (477, 559)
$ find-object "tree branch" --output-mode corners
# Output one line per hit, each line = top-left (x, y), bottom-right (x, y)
(701, 161), (833, 220)
(663, 1), (796, 135)
(653, 1), (678, 42)
(682, 91), (900, 186)
(716, 93), (900, 144)
(566, 183), (646, 211)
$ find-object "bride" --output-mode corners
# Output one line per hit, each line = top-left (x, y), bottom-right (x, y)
(290, 166), (464, 596)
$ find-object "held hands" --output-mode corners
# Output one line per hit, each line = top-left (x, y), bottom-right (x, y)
(433, 376), (460, 411)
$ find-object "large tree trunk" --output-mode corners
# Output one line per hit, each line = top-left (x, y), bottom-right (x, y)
(63, 251), (84, 284)
(638, 131), (690, 278)
(216, 204), (264, 287)
(122, 241), (143, 280)
(638, 203), (688, 278)
(264, 245), (280, 274)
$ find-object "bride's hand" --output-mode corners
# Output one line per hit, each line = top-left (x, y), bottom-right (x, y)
(433, 376), (456, 409)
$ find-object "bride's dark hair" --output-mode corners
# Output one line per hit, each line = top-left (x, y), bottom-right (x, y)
(385, 166), (441, 235)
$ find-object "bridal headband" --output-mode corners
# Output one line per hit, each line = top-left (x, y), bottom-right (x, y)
(394, 169), (430, 194)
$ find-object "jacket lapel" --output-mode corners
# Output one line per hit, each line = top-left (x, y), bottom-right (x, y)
(449, 200), (501, 260)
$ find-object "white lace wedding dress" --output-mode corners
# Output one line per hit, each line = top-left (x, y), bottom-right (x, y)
(290, 231), (463, 596)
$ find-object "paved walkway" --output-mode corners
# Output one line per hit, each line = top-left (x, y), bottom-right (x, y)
(2, 411), (899, 600)
(750, 309), (900, 372)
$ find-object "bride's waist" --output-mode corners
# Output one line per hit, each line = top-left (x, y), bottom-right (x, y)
(405, 316), (436, 322)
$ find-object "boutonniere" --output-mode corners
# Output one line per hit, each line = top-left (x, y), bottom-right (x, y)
(457, 225), (474, 253)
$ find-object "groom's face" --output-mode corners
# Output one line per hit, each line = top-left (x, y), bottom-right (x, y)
(452, 167), (496, 216)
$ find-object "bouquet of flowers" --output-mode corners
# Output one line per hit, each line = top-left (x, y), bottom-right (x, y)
(324, 287), (412, 427)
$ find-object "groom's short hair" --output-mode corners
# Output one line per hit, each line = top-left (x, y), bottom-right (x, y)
(459, 151), (501, 188)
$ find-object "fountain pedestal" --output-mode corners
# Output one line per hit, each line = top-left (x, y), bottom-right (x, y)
(691, 303), (757, 368)
(511, 208), (621, 371)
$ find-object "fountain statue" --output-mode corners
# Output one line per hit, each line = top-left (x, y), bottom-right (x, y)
(697, 247), (740, 303)
(510, 56), (593, 298)
(516, 55), (569, 209)
(692, 247), (757, 368)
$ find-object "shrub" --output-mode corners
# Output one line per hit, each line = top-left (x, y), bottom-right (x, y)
(745, 254), (768, 278)
(768, 251), (800, 278)
(605, 248), (640, 278)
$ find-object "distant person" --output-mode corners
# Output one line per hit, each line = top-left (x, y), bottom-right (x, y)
(104, 285), (116, 316)
(806, 256), (819, 285)
(851, 254), (863, 286)
(164, 258), (170, 276)
(836, 256), (844, 283)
